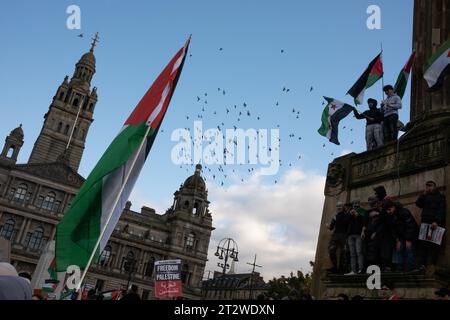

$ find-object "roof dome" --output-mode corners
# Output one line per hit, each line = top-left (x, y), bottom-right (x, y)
(183, 164), (206, 190)
(78, 51), (96, 67)
(10, 124), (24, 139)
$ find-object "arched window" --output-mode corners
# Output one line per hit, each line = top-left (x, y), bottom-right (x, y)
(0, 219), (15, 240)
(64, 125), (70, 135)
(59, 92), (64, 100)
(6, 146), (14, 158)
(41, 192), (56, 211)
(25, 227), (44, 250)
(98, 245), (112, 267)
(73, 98), (79, 107)
(183, 200), (189, 209)
(73, 127), (78, 137)
(144, 257), (155, 277)
(122, 251), (135, 273)
(13, 183), (28, 203)
(193, 202), (199, 215)
(89, 103), (94, 112)
(57, 122), (63, 132)
(185, 232), (195, 250)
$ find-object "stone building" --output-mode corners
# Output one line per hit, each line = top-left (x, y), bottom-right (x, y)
(311, 0), (449, 299)
(0, 38), (214, 299)
(201, 271), (269, 300)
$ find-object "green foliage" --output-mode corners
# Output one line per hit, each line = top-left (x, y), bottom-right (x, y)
(266, 263), (313, 300)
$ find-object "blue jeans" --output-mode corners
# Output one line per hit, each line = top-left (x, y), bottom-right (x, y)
(392, 241), (414, 271)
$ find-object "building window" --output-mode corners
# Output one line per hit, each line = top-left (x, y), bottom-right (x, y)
(57, 122), (63, 132)
(40, 192), (56, 211)
(144, 257), (155, 277)
(122, 251), (135, 273)
(64, 125), (70, 135)
(59, 92), (65, 100)
(0, 219), (15, 240)
(98, 246), (112, 267)
(89, 103), (94, 112)
(13, 184), (28, 204)
(73, 98), (79, 107)
(24, 227), (44, 250)
(185, 232), (195, 250)
(193, 203), (199, 215)
(6, 146), (14, 158)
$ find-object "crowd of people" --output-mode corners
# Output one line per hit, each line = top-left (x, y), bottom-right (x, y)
(0, 261), (143, 300)
(327, 181), (446, 275)
(353, 84), (403, 151)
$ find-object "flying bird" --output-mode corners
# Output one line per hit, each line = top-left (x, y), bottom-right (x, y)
(77, 33), (84, 38)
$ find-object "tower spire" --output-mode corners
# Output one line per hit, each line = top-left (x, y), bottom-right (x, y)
(90, 32), (100, 53)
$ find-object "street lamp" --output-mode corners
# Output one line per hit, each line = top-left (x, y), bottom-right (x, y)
(215, 238), (239, 275)
(123, 258), (137, 290)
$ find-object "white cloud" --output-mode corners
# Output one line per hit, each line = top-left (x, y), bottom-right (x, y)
(205, 167), (325, 281)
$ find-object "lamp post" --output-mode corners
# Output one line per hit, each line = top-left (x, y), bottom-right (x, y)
(124, 258), (137, 290)
(215, 238), (239, 275)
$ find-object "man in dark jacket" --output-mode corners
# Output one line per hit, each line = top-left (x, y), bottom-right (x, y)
(415, 181), (446, 269)
(345, 201), (366, 275)
(383, 200), (419, 272)
(326, 202), (351, 274)
(353, 98), (384, 150)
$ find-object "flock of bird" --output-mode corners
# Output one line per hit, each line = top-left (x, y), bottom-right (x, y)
(165, 47), (356, 187)
(76, 34), (357, 187)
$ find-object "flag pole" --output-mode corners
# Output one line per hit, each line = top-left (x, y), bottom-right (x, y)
(74, 38), (190, 293)
(75, 120), (154, 293)
(66, 95), (86, 150)
(380, 43), (386, 102)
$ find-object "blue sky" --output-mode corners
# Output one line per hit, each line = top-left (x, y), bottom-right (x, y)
(0, 1), (414, 278)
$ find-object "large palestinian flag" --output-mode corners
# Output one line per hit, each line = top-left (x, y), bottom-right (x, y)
(55, 37), (191, 272)
(318, 97), (354, 145)
(424, 38), (450, 91)
(394, 51), (415, 98)
(347, 53), (383, 105)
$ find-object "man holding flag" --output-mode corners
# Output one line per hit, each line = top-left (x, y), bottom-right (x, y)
(54, 36), (191, 294)
(381, 84), (402, 142)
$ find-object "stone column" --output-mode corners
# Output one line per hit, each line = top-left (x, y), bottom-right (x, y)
(15, 218), (28, 245)
(19, 219), (32, 246)
(31, 184), (42, 205)
(3, 176), (15, 198)
(114, 245), (124, 269)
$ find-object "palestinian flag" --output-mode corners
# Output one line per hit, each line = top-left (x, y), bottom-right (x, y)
(318, 97), (354, 145)
(394, 51), (415, 98)
(101, 290), (121, 300)
(48, 259), (58, 280)
(424, 38), (450, 91)
(347, 53), (383, 105)
(55, 37), (191, 272)
(42, 279), (60, 293)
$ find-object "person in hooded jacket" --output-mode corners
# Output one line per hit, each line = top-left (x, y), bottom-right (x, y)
(415, 181), (446, 271)
(383, 200), (419, 272)
(352, 98), (384, 150)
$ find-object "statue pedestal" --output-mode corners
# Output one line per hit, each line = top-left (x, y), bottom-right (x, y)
(311, 112), (450, 299)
